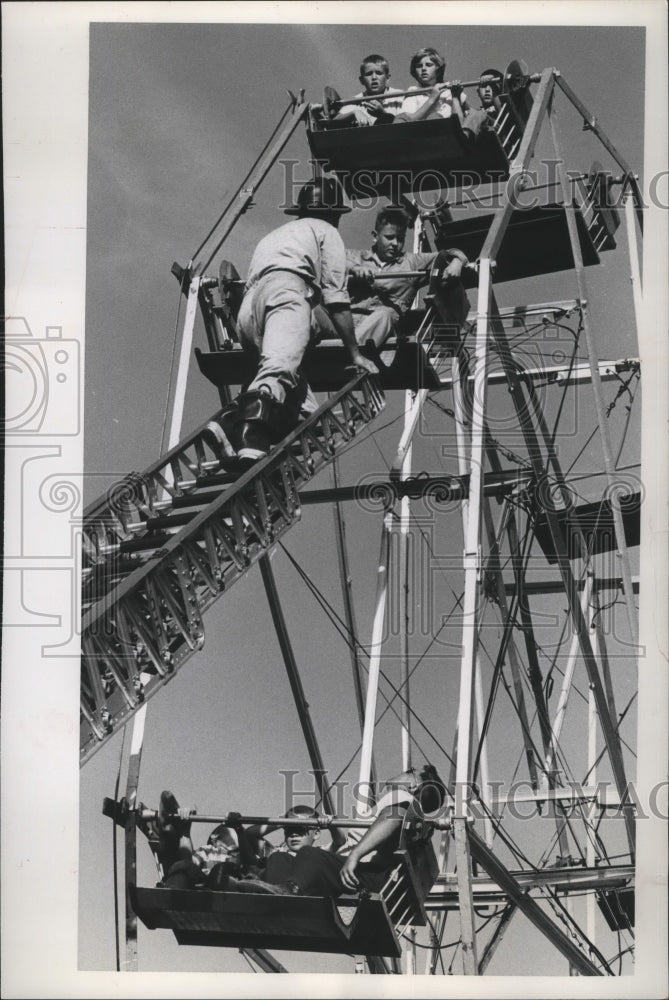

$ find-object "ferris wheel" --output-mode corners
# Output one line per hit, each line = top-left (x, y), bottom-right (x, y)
(83, 62), (644, 977)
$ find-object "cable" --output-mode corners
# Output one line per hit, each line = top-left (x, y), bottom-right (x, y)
(546, 315), (582, 456)
(570, 462), (640, 479)
(580, 690), (638, 786)
(277, 540), (459, 777)
(330, 407), (408, 466)
(613, 371), (640, 467)
(536, 883), (615, 974)
(446, 938), (461, 974)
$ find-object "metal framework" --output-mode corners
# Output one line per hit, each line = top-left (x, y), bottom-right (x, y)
(90, 66), (643, 977)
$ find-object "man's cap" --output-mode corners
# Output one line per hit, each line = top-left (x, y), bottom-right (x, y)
(479, 68), (504, 89)
(284, 176), (352, 217)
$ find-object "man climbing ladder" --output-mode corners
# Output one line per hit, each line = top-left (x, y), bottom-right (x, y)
(224, 175), (378, 464)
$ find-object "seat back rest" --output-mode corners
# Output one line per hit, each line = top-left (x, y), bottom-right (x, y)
(379, 845), (439, 928)
(376, 805), (440, 927)
(490, 93), (528, 160)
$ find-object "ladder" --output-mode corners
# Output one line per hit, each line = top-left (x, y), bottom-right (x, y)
(80, 373), (385, 764)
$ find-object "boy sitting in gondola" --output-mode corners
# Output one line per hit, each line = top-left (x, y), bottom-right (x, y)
(346, 205), (470, 351)
(456, 68), (506, 139)
(335, 53), (404, 126)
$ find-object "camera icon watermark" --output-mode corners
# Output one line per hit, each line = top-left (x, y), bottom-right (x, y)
(3, 315), (80, 436)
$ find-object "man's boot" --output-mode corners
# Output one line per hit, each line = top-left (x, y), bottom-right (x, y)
(235, 388), (288, 465)
(204, 401), (240, 466)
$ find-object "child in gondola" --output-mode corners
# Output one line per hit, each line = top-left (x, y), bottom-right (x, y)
(155, 791), (268, 890)
(335, 53), (404, 126)
(394, 47), (468, 123)
(346, 205), (470, 351)
(457, 68), (506, 139)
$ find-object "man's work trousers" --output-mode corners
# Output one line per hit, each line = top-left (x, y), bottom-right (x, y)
(237, 271), (335, 417)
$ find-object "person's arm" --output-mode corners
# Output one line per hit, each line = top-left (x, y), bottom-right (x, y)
(335, 105), (376, 126)
(327, 304), (379, 375)
(345, 249), (376, 286)
(412, 248), (468, 284)
(234, 816), (281, 850)
(322, 230), (378, 374)
(449, 81), (468, 128)
(394, 85), (447, 123)
(438, 247), (469, 282)
(339, 805), (407, 890)
(347, 263), (376, 283)
(223, 812), (274, 869)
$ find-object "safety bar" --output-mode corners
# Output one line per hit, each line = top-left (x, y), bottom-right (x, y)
(314, 73), (542, 111)
(137, 809), (452, 831)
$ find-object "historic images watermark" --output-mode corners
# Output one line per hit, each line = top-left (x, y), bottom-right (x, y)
(279, 769), (669, 823)
(279, 157), (669, 214)
(4, 316), (80, 437)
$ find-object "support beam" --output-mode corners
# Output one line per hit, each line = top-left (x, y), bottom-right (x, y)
(123, 709), (146, 972)
(548, 99), (639, 649)
(481, 67), (556, 261)
(553, 73), (643, 229)
(623, 190), (643, 343)
(300, 469), (530, 506)
(455, 259), (492, 798)
(504, 576), (639, 596)
(438, 356), (639, 390)
(391, 389), (429, 477)
(430, 862), (635, 904)
(541, 573), (595, 792)
(242, 948), (287, 973)
(161, 276), (201, 459)
(452, 258), (493, 974)
(453, 348), (495, 848)
(259, 555), (341, 838)
(330, 458), (371, 771)
(399, 391), (415, 774)
(478, 904), (517, 974)
(358, 511), (393, 793)
(453, 818), (479, 974)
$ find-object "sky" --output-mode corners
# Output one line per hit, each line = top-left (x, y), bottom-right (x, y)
(3, 2), (668, 998)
